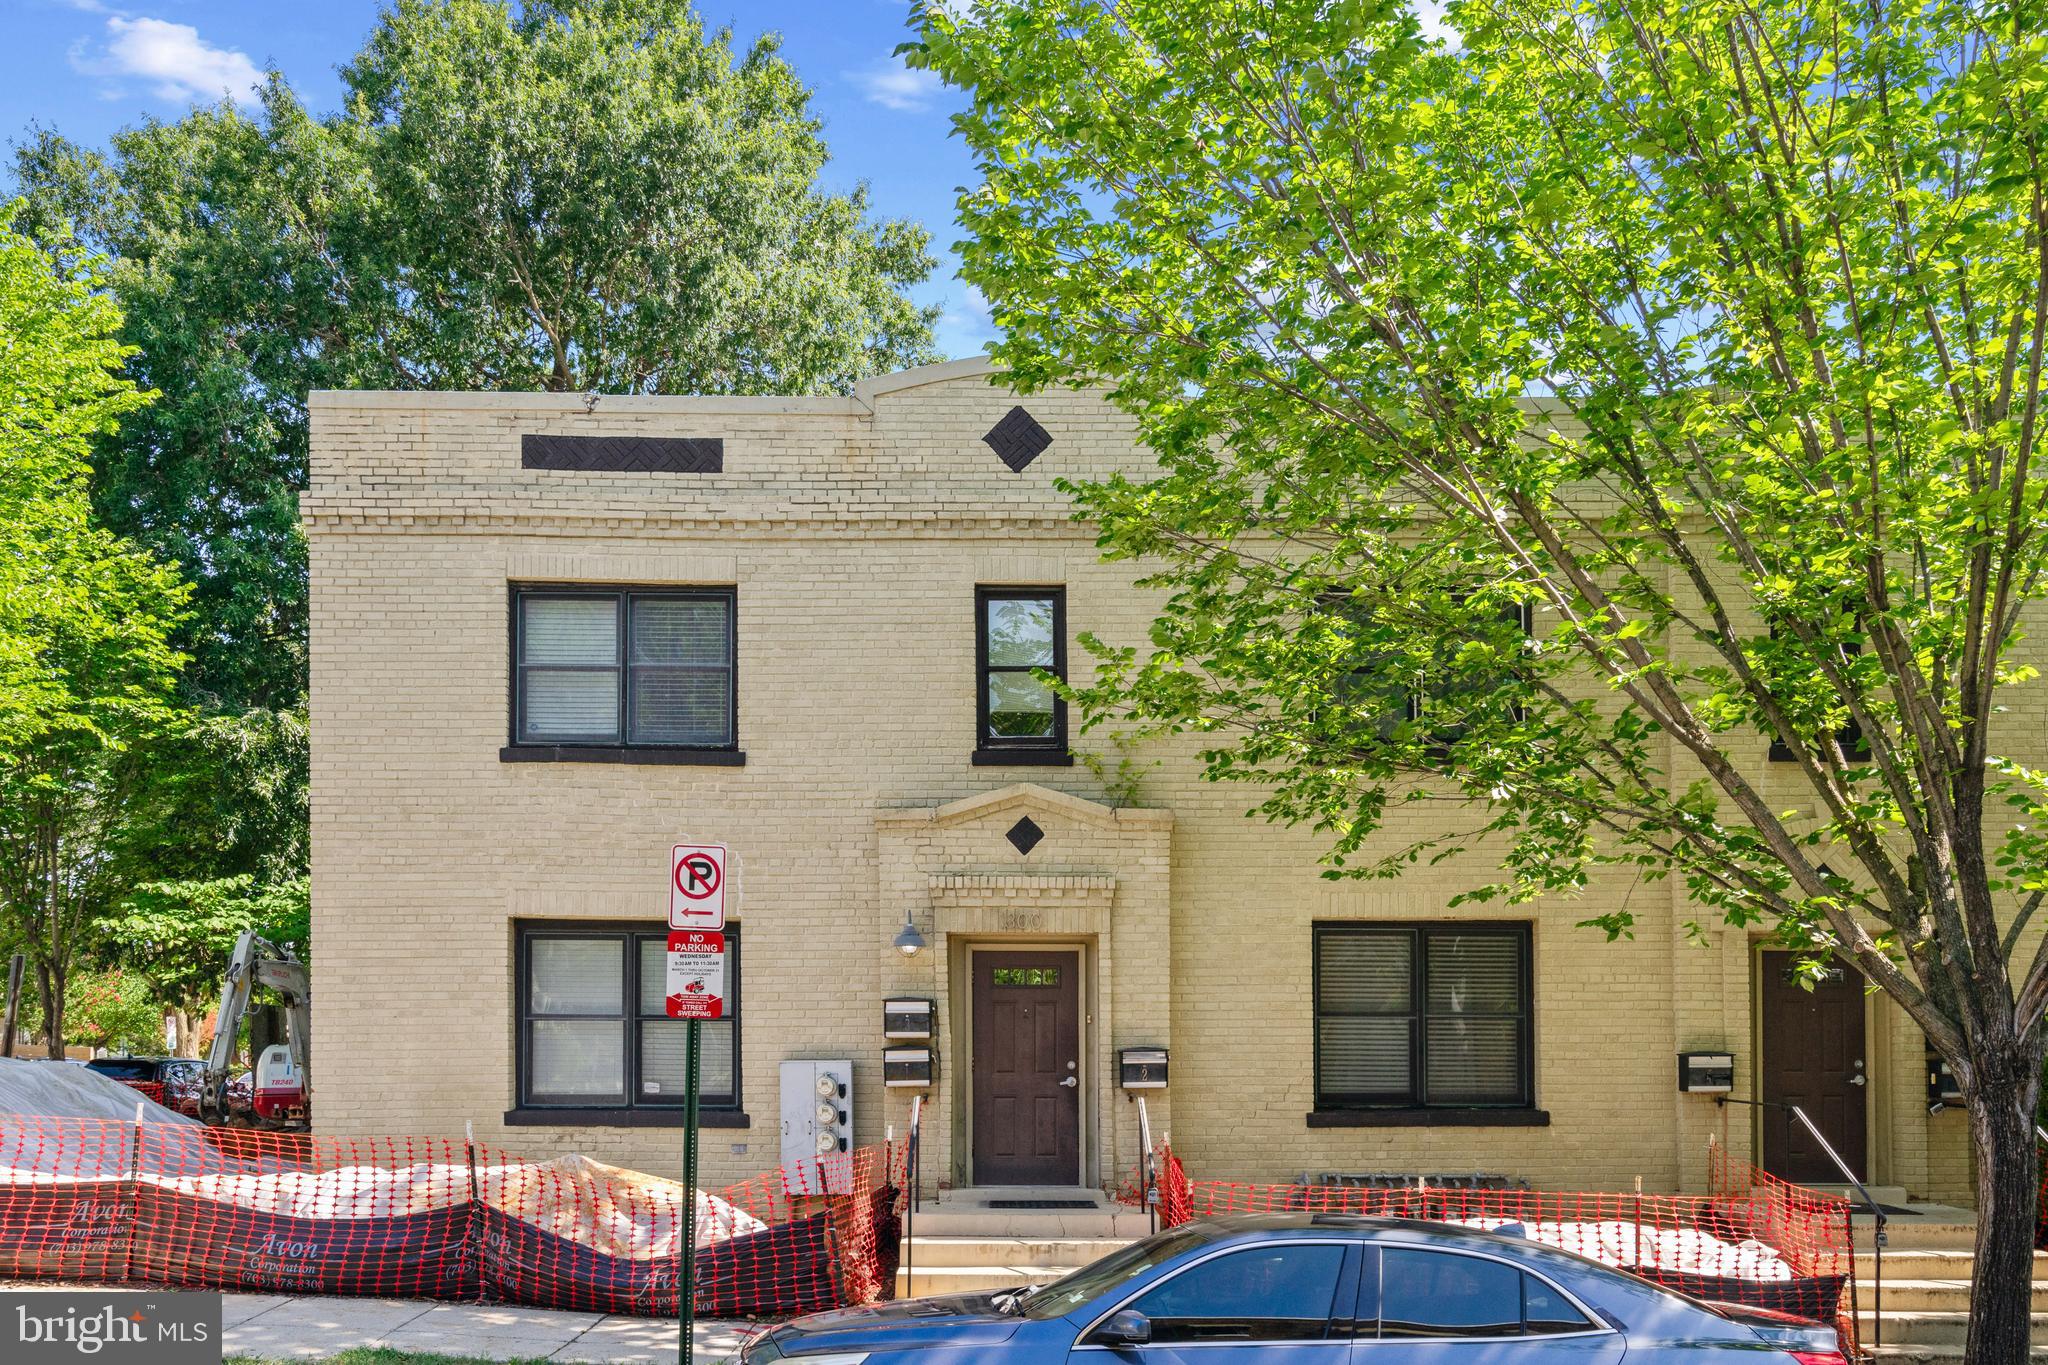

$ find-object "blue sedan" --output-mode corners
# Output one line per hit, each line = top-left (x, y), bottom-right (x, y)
(741, 1214), (1843, 1365)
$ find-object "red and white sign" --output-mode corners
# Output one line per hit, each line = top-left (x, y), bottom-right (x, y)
(670, 843), (727, 930)
(666, 930), (727, 1020)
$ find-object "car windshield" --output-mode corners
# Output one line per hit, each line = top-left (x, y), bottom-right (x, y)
(86, 1059), (156, 1080)
(1017, 1227), (1210, 1319)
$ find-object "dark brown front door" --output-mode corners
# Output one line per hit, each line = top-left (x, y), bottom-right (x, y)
(972, 950), (1080, 1185)
(1759, 950), (1869, 1184)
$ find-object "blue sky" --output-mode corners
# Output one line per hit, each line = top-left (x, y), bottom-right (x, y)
(0, 0), (999, 360)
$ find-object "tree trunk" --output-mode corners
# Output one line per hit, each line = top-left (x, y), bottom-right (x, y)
(36, 961), (64, 1060)
(1965, 1044), (2044, 1365)
(172, 1008), (197, 1058)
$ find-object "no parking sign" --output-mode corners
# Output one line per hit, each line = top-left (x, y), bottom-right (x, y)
(666, 931), (726, 1020)
(670, 843), (728, 930)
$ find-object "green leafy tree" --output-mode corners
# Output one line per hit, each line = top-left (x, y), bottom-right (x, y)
(53, 970), (165, 1057)
(8, 1), (942, 914)
(100, 876), (308, 1056)
(13, 1), (940, 715)
(0, 206), (190, 1058)
(343, 0), (943, 395)
(916, 0), (2048, 1357)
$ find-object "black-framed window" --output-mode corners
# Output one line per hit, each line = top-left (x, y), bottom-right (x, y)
(1767, 633), (1865, 762)
(511, 586), (736, 750)
(1314, 923), (1532, 1109)
(976, 587), (1066, 754)
(516, 923), (740, 1111)
(1330, 600), (1532, 745)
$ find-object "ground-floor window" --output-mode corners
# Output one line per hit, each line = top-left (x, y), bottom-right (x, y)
(1313, 922), (1531, 1109)
(516, 922), (739, 1111)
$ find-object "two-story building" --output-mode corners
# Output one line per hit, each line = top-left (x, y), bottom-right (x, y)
(304, 356), (1972, 1202)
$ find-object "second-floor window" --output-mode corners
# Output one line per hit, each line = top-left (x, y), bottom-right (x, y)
(513, 586), (736, 750)
(977, 587), (1066, 757)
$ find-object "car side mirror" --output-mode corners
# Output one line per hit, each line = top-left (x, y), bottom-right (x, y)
(1093, 1310), (1152, 1348)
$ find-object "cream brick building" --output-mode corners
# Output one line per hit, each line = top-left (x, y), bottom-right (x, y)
(304, 356), (1973, 1203)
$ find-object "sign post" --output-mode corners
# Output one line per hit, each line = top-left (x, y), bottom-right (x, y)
(680, 1017), (700, 1365)
(667, 841), (728, 1365)
(667, 935), (725, 1365)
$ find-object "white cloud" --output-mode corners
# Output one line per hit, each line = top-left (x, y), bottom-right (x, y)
(847, 54), (943, 112)
(72, 15), (264, 107)
(937, 283), (1000, 358)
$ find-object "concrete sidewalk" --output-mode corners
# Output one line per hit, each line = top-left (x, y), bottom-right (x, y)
(218, 1292), (755, 1361)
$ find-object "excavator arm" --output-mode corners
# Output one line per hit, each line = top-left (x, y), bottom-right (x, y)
(200, 930), (310, 1124)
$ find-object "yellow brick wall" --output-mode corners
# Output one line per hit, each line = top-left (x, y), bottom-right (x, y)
(305, 358), (1977, 1202)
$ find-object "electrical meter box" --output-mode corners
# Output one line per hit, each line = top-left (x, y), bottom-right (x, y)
(781, 1059), (854, 1194)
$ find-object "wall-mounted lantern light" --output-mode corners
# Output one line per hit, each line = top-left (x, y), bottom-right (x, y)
(893, 918), (927, 958)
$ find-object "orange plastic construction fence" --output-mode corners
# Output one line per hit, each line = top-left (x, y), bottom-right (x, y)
(1129, 1144), (1855, 1352)
(0, 1115), (906, 1318)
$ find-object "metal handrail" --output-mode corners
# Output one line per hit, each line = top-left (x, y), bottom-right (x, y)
(1718, 1096), (1884, 1351)
(902, 1095), (923, 1300)
(1136, 1097), (1157, 1235)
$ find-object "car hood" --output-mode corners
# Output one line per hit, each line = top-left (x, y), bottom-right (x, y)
(767, 1293), (1025, 1353)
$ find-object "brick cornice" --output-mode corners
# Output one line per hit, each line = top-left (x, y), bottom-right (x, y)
(301, 501), (1091, 537)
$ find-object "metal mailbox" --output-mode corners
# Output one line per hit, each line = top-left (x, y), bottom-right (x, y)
(1927, 1053), (1963, 1106)
(1677, 1051), (1734, 1093)
(884, 1046), (935, 1088)
(883, 997), (935, 1040)
(1119, 1046), (1169, 1089)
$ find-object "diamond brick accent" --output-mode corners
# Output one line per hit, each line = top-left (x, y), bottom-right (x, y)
(1006, 816), (1045, 856)
(523, 434), (724, 473)
(983, 407), (1052, 472)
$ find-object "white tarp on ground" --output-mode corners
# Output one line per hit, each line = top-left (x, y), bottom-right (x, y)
(0, 1057), (191, 1126)
(1452, 1216), (1795, 1280)
(126, 1153), (769, 1256)
(479, 1154), (771, 1256)
(0, 1071), (770, 1258)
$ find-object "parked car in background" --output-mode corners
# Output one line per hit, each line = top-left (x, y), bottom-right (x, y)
(745, 1215), (1844, 1365)
(223, 1070), (254, 1120)
(84, 1057), (217, 1119)
(83, 1056), (166, 1086)
(157, 1059), (204, 1117)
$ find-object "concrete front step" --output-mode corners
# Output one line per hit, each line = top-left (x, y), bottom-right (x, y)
(897, 1263), (1086, 1297)
(906, 1235), (1134, 1269)
(907, 1205), (1154, 1238)
(1868, 1348), (2048, 1364)
(1867, 1279), (2048, 1313)
(1856, 1311), (2048, 1348)
(1857, 1222), (1979, 1251)
(1854, 1248), (2048, 1279)
(1808, 1185), (1912, 1206)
